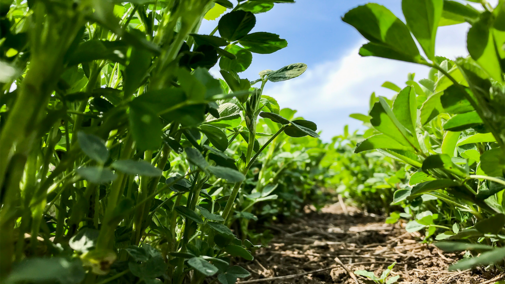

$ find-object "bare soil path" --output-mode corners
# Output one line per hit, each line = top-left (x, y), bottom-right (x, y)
(238, 203), (504, 284)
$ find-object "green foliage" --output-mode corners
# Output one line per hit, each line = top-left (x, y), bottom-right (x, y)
(345, 0), (505, 273)
(355, 262), (399, 284)
(0, 0), (326, 283)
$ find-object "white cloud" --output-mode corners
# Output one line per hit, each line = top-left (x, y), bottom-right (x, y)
(264, 24), (470, 141)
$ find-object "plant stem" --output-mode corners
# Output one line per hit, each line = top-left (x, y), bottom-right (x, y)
(246, 126), (287, 172)
(470, 175), (505, 187)
(0, 154), (26, 279)
(96, 135), (135, 250)
(222, 126), (287, 222)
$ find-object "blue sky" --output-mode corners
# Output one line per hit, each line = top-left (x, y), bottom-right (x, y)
(200, 1), (491, 141)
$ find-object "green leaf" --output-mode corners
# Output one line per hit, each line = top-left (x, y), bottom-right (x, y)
(411, 179), (459, 196)
(422, 154), (465, 175)
(406, 220), (426, 232)
(200, 125), (229, 151)
(386, 275), (400, 284)
(393, 188), (412, 204)
(441, 131), (461, 157)
(124, 46), (151, 98)
(175, 206), (203, 224)
(219, 44), (253, 73)
(193, 68), (224, 100)
(77, 167), (117, 184)
(409, 171), (435, 185)
(191, 34), (228, 47)
(185, 148), (209, 171)
(386, 212), (401, 224)
(357, 43), (415, 63)
(129, 103), (162, 151)
(197, 206), (224, 222)
(187, 257), (219, 276)
(217, 274), (236, 284)
(205, 3), (228, 20)
(111, 0), (156, 4)
(266, 63), (307, 82)
(67, 40), (127, 66)
(447, 228), (484, 240)
(435, 242), (493, 252)
(218, 11), (256, 41)
(284, 120), (319, 138)
(6, 258), (85, 284)
(77, 132), (109, 164)
(343, 4), (421, 63)
(475, 214), (505, 234)
(440, 85), (474, 114)
(468, 12), (503, 82)
(238, 1), (274, 14)
(227, 266), (251, 278)
(378, 149), (423, 167)
(382, 81), (402, 92)
(443, 111), (483, 131)
(207, 166), (245, 183)
(205, 146), (238, 170)
(208, 222), (235, 237)
(225, 245), (254, 260)
(178, 68), (206, 102)
(355, 134), (411, 153)
(477, 177), (505, 200)
(440, 1), (480, 26)
(420, 92), (443, 125)
(416, 211), (435, 226)
(481, 148), (505, 177)
(457, 133), (496, 146)
(111, 160), (162, 177)
(354, 270), (378, 281)
(393, 86), (417, 135)
(259, 112), (290, 125)
(169, 252), (196, 259)
(435, 65), (467, 93)
(261, 96), (280, 114)
(69, 228), (99, 254)
(238, 32), (288, 54)
(402, 0), (443, 60)
(370, 97), (416, 149)
(349, 113), (371, 123)
(381, 262), (396, 280)
(449, 247), (505, 271)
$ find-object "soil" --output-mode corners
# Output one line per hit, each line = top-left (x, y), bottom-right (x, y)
(237, 203), (505, 284)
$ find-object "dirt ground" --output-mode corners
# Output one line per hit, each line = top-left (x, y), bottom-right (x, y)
(237, 203), (505, 284)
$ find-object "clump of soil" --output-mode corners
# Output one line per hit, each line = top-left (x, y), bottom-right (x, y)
(237, 203), (504, 284)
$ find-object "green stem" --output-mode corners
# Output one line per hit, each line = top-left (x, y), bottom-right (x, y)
(0, 154), (26, 280)
(246, 126), (287, 172)
(222, 126), (287, 222)
(133, 150), (153, 245)
(470, 175), (505, 187)
(430, 225), (451, 230)
(96, 135), (135, 250)
(72, 63), (102, 144)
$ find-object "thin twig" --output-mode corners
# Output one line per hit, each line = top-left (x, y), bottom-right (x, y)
(237, 267), (335, 283)
(482, 273), (505, 284)
(338, 195), (349, 215)
(335, 257), (359, 284)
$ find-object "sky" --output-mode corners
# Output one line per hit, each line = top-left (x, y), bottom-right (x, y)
(200, 1), (493, 141)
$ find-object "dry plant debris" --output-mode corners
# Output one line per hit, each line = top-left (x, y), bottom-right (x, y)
(237, 204), (503, 284)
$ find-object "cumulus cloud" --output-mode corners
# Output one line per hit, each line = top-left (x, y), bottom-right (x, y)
(264, 24), (471, 141)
